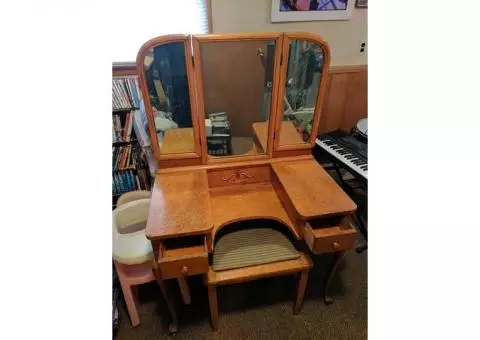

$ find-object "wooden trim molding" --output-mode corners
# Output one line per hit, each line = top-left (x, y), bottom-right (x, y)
(112, 62), (136, 77)
(113, 62), (367, 77)
(329, 65), (367, 74)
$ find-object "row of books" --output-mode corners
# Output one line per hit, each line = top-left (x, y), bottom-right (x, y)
(112, 112), (134, 143)
(112, 144), (139, 171)
(112, 77), (142, 110)
(136, 168), (151, 191)
(113, 171), (138, 196)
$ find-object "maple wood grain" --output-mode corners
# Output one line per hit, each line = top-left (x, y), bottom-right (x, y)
(146, 171), (213, 240)
(209, 182), (300, 241)
(207, 165), (271, 188)
(271, 159), (357, 218)
(206, 251), (312, 286)
(303, 223), (357, 254)
(159, 128), (196, 154)
(158, 252), (209, 280)
(253, 121), (304, 153)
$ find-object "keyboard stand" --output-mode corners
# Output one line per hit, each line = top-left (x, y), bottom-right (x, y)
(320, 162), (368, 253)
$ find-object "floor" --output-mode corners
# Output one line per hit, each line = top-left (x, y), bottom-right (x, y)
(115, 167), (368, 340)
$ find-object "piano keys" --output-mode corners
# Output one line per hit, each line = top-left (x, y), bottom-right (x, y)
(315, 130), (368, 180)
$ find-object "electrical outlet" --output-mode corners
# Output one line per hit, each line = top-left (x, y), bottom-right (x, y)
(359, 41), (367, 55)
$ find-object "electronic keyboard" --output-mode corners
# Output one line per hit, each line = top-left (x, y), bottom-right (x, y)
(315, 130), (368, 180)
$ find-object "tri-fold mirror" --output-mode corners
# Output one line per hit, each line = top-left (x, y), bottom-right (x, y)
(136, 33), (330, 168)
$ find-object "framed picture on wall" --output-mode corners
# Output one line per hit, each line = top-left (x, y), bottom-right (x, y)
(271, 0), (355, 22)
(356, 0), (368, 8)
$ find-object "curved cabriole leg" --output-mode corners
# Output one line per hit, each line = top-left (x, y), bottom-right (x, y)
(324, 251), (347, 305)
(177, 277), (191, 305)
(153, 270), (179, 335)
(293, 269), (309, 314)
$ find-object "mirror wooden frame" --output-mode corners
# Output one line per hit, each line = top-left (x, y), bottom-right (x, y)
(273, 32), (331, 152)
(136, 35), (203, 166)
(136, 33), (331, 169)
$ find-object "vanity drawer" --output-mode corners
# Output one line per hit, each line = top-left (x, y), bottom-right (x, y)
(157, 237), (209, 279)
(304, 219), (357, 254)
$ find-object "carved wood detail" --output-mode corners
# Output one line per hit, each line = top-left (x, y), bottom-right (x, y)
(222, 170), (254, 184)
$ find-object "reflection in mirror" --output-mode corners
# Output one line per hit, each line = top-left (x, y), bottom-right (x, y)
(200, 40), (276, 157)
(279, 40), (324, 146)
(143, 42), (195, 154)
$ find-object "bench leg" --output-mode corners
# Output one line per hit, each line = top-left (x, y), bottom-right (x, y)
(207, 285), (219, 331)
(293, 269), (309, 315)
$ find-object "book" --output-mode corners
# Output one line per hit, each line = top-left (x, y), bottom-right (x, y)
(128, 170), (136, 191)
(112, 76), (151, 200)
(126, 112), (133, 141)
(128, 78), (140, 107)
(112, 76), (143, 110)
(135, 175), (141, 191)
(121, 79), (133, 107)
(123, 112), (130, 141)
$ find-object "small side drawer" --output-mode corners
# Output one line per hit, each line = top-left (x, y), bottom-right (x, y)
(158, 236), (209, 279)
(304, 219), (357, 254)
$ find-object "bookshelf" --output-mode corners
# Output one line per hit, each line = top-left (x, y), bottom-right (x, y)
(112, 74), (156, 209)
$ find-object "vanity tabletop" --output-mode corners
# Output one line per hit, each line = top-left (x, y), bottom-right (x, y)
(252, 121), (305, 151)
(271, 159), (357, 218)
(159, 128), (196, 154)
(146, 170), (212, 240)
(209, 182), (299, 239)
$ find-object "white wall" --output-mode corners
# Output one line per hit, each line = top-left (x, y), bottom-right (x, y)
(211, 0), (367, 66)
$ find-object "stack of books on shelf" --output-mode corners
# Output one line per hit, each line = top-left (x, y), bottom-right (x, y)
(112, 145), (135, 171)
(112, 171), (137, 196)
(112, 145), (151, 195)
(112, 77), (142, 110)
(112, 74), (155, 207)
(112, 111), (134, 143)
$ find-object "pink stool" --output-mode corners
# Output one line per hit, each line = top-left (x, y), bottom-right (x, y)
(113, 194), (191, 327)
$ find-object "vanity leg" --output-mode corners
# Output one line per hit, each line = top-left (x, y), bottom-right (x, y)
(293, 269), (309, 314)
(207, 285), (219, 331)
(324, 251), (347, 305)
(177, 277), (191, 305)
(154, 271), (179, 335)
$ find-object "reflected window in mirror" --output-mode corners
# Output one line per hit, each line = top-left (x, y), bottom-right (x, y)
(143, 42), (195, 154)
(199, 40), (276, 157)
(279, 40), (324, 146)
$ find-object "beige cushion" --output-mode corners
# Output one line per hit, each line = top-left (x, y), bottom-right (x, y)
(112, 199), (153, 265)
(117, 190), (152, 207)
(213, 228), (300, 271)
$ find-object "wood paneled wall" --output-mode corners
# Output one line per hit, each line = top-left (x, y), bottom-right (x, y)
(319, 65), (368, 134)
(113, 63), (368, 135)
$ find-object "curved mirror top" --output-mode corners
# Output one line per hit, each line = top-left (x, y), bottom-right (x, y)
(279, 39), (325, 146)
(143, 41), (195, 155)
(199, 40), (276, 157)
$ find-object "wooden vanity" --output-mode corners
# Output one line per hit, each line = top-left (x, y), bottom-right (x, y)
(136, 32), (358, 334)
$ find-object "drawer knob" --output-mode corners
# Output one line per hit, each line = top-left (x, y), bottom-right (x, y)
(332, 242), (341, 250)
(181, 265), (189, 275)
